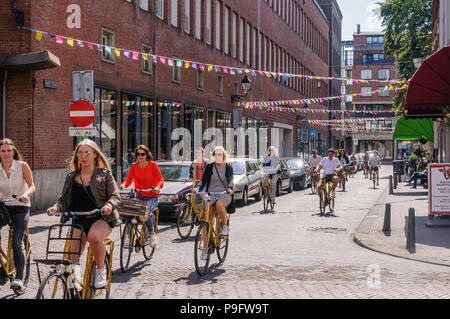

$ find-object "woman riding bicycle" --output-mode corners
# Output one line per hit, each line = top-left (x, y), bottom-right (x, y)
(47, 139), (121, 289)
(120, 145), (164, 248)
(262, 146), (281, 205)
(0, 138), (35, 292)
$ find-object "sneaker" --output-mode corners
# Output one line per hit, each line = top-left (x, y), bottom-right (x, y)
(200, 249), (208, 260)
(220, 226), (230, 236)
(94, 268), (107, 289)
(10, 279), (24, 291)
(150, 234), (158, 248)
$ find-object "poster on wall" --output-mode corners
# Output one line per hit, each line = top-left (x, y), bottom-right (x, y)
(428, 163), (450, 215)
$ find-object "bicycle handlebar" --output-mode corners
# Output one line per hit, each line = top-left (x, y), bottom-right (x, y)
(47, 208), (103, 217)
(0, 195), (19, 203)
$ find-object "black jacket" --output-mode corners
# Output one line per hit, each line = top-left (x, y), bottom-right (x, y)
(198, 162), (234, 192)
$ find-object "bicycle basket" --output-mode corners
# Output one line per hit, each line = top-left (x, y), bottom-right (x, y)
(0, 204), (11, 229)
(117, 198), (149, 217)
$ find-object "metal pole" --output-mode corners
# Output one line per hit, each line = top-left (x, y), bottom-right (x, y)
(406, 208), (416, 253)
(383, 203), (391, 233)
(2, 70), (7, 138)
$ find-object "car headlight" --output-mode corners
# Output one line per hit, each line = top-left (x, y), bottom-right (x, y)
(159, 194), (179, 204)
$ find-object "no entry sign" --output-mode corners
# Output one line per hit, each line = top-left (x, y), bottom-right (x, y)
(69, 100), (96, 127)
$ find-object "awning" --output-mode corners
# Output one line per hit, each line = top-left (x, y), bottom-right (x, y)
(403, 45), (450, 119)
(393, 115), (434, 141)
(0, 50), (60, 71)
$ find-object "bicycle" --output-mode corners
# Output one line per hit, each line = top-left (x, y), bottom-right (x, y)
(118, 188), (159, 273)
(310, 169), (319, 194)
(261, 168), (277, 213)
(0, 195), (31, 296)
(319, 174), (335, 214)
(193, 191), (230, 276)
(35, 209), (114, 299)
(176, 180), (205, 239)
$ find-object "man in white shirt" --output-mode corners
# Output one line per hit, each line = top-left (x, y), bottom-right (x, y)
(369, 150), (381, 185)
(316, 148), (343, 198)
(308, 149), (322, 179)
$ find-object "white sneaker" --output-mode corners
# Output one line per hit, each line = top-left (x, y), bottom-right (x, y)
(73, 264), (83, 290)
(10, 279), (24, 291)
(150, 234), (157, 248)
(200, 249), (208, 260)
(94, 268), (107, 289)
(220, 226), (229, 236)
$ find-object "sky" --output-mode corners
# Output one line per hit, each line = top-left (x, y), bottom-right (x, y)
(336, 0), (384, 41)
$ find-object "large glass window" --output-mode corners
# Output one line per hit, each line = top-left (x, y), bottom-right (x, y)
(157, 101), (181, 160)
(185, 105), (205, 159)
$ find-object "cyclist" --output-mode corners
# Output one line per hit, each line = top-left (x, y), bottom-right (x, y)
(121, 145), (164, 248)
(0, 138), (35, 293)
(363, 151), (370, 176)
(185, 148), (210, 186)
(369, 150), (382, 186)
(194, 146), (234, 259)
(338, 150), (350, 184)
(308, 149), (322, 183)
(47, 139), (121, 289)
(349, 153), (357, 174)
(262, 146), (281, 205)
(316, 148), (343, 199)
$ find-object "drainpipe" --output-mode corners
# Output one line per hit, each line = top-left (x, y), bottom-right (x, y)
(2, 70), (7, 138)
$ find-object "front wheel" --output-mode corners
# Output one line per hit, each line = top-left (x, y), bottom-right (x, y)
(88, 254), (111, 299)
(176, 203), (195, 239)
(120, 222), (134, 273)
(194, 222), (211, 276)
(311, 176), (317, 194)
(217, 217), (230, 263)
(319, 188), (326, 214)
(142, 214), (157, 261)
(36, 271), (71, 299)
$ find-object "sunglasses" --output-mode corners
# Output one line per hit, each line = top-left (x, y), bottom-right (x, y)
(136, 152), (147, 157)
(77, 151), (94, 158)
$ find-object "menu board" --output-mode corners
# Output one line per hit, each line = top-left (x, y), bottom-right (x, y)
(429, 164), (450, 215)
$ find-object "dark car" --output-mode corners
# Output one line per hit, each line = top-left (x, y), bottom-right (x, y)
(276, 159), (293, 196)
(286, 158), (311, 190)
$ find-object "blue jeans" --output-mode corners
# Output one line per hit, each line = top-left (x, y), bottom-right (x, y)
(409, 172), (426, 188)
(137, 197), (159, 233)
(8, 206), (29, 280)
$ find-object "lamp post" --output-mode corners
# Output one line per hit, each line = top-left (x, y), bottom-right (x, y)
(231, 75), (252, 103)
(412, 51), (424, 69)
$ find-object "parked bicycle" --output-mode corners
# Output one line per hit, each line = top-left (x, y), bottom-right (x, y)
(35, 209), (114, 299)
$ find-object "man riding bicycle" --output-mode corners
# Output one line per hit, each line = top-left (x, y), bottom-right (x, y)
(369, 150), (381, 186)
(308, 149), (322, 180)
(316, 148), (343, 199)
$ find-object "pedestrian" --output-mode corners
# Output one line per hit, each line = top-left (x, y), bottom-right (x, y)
(0, 138), (35, 293)
(121, 145), (163, 248)
(46, 138), (121, 289)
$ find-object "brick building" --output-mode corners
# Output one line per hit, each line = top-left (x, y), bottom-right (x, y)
(1, 0), (335, 209)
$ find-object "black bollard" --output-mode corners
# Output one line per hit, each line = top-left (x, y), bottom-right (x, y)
(383, 203), (391, 234)
(406, 208), (416, 253)
(389, 175), (393, 194)
(393, 173), (398, 189)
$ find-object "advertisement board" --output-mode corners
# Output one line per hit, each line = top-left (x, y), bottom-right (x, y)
(428, 163), (450, 215)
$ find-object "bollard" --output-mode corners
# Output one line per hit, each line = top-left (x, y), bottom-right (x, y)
(389, 175), (394, 195)
(406, 208), (416, 253)
(383, 203), (391, 234)
(393, 173), (398, 189)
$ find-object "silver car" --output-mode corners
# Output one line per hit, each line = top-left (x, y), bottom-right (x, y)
(229, 158), (263, 206)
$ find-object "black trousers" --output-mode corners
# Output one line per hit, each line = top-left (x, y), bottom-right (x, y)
(8, 206), (30, 280)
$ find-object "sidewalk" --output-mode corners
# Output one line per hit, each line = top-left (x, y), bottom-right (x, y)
(352, 179), (450, 267)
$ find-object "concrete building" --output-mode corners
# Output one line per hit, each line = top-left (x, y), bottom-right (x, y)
(1, 0), (334, 209)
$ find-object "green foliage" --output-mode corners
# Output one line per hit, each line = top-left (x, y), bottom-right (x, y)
(376, 0), (433, 112)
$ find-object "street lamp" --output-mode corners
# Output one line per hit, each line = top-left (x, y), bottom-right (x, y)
(231, 75), (252, 103)
(412, 51), (424, 69)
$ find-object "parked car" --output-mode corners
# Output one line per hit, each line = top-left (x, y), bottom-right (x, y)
(285, 158), (311, 190)
(228, 158), (264, 205)
(276, 159), (293, 195)
(155, 161), (193, 219)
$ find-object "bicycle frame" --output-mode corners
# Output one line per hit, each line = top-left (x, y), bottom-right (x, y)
(201, 194), (230, 249)
(264, 175), (273, 200)
(0, 226), (15, 277)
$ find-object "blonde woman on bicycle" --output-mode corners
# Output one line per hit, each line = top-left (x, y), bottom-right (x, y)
(47, 139), (121, 289)
(0, 138), (35, 292)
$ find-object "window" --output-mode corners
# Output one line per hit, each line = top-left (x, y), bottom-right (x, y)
(141, 44), (152, 74)
(367, 35), (384, 44)
(215, 1), (220, 50)
(155, 0), (164, 19)
(184, 0), (190, 33)
(232, 12), (236, 57)
(361, 86), (372, 97)
(239, 18), (244, 62)
(197, 69), (204, 90)
(361, 69), (372, 80)
(140, 0), (149, 11)
(217, 74), (223, 95)
(172, 57), (181, 83)
(363, 53), (385, 64)
(224, 7), (229, 54)
(377, 86), (390, 97)
(206, 0), (211, 45)
(252, 28), (256, 68)
(195, 0), (201, 39)
(171, 0), (178, 27)
(101, 28), (115, 63)
(378, 69), (390, 80)
(246, 23), (250, 65)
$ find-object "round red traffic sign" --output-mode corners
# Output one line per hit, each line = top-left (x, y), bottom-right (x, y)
(69, 100), (96, 127)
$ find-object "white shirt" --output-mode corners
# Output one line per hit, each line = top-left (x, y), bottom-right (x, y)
(308, 155), (322, 168)
(0, 160), (30, 207)
(369, 155), (381, 167)
(319, 157), (341, 175)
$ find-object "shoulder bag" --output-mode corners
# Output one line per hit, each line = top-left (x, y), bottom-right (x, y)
(214, 164), (236, 214)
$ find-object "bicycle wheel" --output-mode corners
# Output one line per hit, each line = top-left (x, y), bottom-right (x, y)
(262, 186), (269, 212)
(88, 253), (111, 299)
(176, 203), (195, 239)
(36, 271), (71, 299)
(329, 192), (335, 213)
(143, 213), (156, 261)
(269, 190), (275, 210)
(311, 177), (317, 194)
(342, 177), (346, 192)
(194, 222), (211, 276)
(120, 221), (134, 273)
(217, 217), (229, 263)
(319, 188), (326, 214)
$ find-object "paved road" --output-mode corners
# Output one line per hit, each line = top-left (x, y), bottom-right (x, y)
(1, 167), (449, 299)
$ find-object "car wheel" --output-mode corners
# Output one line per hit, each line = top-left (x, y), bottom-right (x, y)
(240, 187), (248, 206)
(300, 176), (306, 190)
(276, 181), (282, 196)
(254, 184), (262, 201)
(287, 179), (293, 193)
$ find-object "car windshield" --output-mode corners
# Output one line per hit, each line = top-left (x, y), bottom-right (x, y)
(230, 161), (244, 175)
(159, 165), (190, 182)
(286, 159), (304, 169)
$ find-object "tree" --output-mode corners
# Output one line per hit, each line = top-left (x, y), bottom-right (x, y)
(376, 0), (433, 113)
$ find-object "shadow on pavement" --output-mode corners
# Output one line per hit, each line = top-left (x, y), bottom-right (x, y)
(174, 266), (226, 286)
(394, 191), (428, 197)
(403, 216), (450, 251)
(112, 260), (151, 283)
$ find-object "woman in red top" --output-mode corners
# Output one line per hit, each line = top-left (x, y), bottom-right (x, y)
(121, 145), (163, 247)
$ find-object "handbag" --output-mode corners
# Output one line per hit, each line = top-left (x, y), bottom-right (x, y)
(214, 164), (236, 214)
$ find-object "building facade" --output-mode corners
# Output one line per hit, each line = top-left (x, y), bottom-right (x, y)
(0, 0), (336, 209)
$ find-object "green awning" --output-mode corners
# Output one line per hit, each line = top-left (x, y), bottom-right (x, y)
(393, 115), (434, 141)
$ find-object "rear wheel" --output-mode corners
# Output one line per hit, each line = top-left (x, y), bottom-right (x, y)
(194, 222), (211, 276)
(176, 203), (195, 239)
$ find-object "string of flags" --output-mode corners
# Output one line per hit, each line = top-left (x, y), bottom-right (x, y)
(305, 117), (390, 124)
(26, 27), (408, 84)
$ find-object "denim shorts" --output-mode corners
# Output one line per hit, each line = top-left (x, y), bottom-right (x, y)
(208, 194), (232, 207)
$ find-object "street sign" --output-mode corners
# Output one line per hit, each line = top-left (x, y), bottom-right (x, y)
(72, 70), (94, 101)
(69, 126), (98, 137)
(69, 100), (96, 127)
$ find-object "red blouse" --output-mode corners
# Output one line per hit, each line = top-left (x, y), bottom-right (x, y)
(123, 161), (164, 197)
